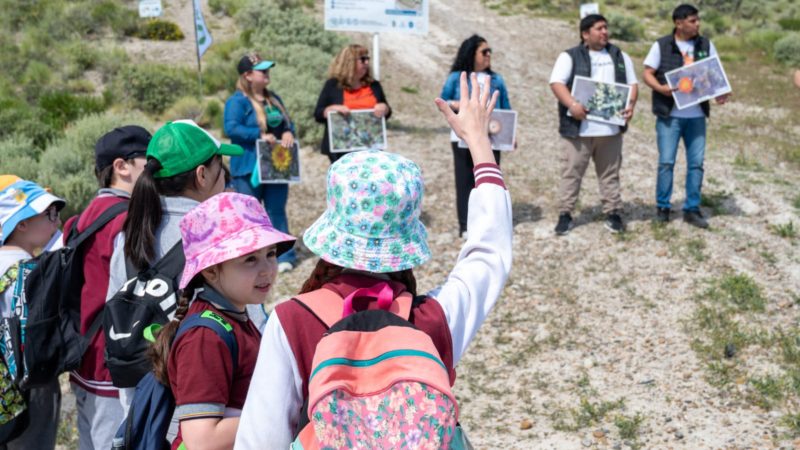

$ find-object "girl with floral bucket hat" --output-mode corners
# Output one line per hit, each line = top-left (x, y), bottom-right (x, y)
(236, 72), (513, 449)
(147, 192), (295, 450)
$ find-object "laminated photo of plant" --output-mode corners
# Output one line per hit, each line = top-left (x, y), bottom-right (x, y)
(458, 109), (517, 151)
(256, 140), (301, 184)
(666, 55), (732, 110)
(328, 109), (387, 153)
(569, 76), (632, 126)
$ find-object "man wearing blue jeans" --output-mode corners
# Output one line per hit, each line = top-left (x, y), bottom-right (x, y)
(643, 3), (729, 228)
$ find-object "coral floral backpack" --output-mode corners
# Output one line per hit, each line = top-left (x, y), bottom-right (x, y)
(290, 282), (463, 450)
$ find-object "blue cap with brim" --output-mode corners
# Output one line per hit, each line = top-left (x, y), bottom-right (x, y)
(237, 54), (276, 74)
(0, 180), (66, 245)
(253, 60), (275, 71)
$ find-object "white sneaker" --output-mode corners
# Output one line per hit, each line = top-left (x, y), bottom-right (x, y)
(278, 262), (294, 273)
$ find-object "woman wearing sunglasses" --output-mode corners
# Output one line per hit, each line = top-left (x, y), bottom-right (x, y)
(440, 34), (511, 238)
(224, 53), (297, 272)
(314, 44), (392, 164)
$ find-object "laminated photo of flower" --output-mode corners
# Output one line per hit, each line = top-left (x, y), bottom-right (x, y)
(569, 76), (632, 127)
(457, 109), (517, 151)
(666, 55), (732, 110)
(256, 140), (301, 184)
(328, 109), (387, 153)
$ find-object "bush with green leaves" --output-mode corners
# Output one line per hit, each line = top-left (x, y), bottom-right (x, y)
(136, 19), (185, 41)
(209, 0), (247, 16)
(37, 111), (154, 217)
(117, 64), (194, 114)
(608, 13), (644, 42)
(745, 29), (787, 56)
(0, 135), (42, 181)
(774, 33), (800, 66)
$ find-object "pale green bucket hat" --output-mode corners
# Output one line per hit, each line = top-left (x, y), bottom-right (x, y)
(303, 151), (430, 273)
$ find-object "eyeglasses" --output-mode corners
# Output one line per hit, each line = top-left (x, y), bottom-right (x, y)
(43, 206), (59, 223)
(258, 69), (270, 75)
(481, 48), (492, 56)
(359, 56), (370, 63)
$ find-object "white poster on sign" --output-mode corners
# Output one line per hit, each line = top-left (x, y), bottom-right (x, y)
(139, 0), (163, 18)
(324, 0), (429, 35)
(580, 3), (599, 18)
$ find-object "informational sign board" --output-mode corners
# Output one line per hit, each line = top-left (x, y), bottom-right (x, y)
(324, 0), (429, 35)
(580, 3), (599, 18)
(139, 0), (163, 18)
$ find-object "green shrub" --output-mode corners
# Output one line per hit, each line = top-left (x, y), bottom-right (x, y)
(204, 99), (224, 130)
(38, 111), (154, 217)
(117, 64), (194, 113)
(136, 19), (185, 41)
(774, 33), (800, 66)
(0, 135), (41, 181)
(779, 17), (800, 31)
(162, 96), (205, 123)
(0, 97), (59, 148)
(745, 29), (786, 55)
(38, 90), (108, 130)
(209, 0), (247, 16)
(608, 13), (644, 42)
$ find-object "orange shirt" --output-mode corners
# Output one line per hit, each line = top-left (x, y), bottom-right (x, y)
(343, 85), (378, 110)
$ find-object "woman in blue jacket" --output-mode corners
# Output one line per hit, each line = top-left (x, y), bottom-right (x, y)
(440, 35), (511, 238)
(224, 53), (297, 271)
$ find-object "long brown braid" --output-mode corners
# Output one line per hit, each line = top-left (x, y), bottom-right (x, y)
(148, 276), (202, 386)
(299, 259), (417, 297)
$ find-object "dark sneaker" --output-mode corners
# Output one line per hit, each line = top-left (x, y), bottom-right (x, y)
(555, 213), (573, 236)
(683, 210), (709, 229)
(604, 212), (625, 234)
(655, 207), (670, 223)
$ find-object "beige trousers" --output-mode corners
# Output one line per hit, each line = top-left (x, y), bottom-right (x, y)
(557, 134), (623, 214)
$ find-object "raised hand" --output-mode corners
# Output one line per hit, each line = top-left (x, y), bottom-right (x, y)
(435, 72), (498, 165)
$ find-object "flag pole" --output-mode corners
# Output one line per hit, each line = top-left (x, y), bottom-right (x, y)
(192, 0), (203, 98)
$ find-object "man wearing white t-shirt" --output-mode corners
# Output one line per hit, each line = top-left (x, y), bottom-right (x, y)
(643, 3), (729, 229)
(549, 14), (638, 235)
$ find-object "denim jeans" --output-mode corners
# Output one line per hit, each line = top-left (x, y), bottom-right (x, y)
(231, 176), (297, 264)
(655, 116), (706, 212)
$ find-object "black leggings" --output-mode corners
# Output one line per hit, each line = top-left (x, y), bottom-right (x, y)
(451, 142), (501, 235)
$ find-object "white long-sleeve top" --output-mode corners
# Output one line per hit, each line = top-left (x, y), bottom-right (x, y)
(235, 168), (513, 450)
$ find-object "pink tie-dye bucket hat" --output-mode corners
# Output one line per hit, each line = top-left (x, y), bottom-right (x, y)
(303, 150), (430, 273)
(178, 192), (296, 289)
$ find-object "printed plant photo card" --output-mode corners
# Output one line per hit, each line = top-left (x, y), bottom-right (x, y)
(256, 140), (301, 184)
(568, 76), (632, 126)
(665, 55), (732, 110)
(458, 109), (518, 151)
(328, 109), (387, 153)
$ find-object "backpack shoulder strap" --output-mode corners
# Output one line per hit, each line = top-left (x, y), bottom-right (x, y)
(146, 240), (185, 279)
(293, 288), (414, 328)
(66, 201), (128, 249)
(174, 311), (239, 371)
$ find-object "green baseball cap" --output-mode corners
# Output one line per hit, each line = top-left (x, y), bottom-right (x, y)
(147, 120), (243, 178)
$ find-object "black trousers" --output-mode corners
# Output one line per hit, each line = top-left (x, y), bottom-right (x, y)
(451, 142), (501, 235)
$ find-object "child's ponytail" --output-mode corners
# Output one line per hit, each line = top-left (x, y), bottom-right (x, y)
(299, 259), (417, 297)
(124, 159), (163, 271)
(148, 277), (201, 386)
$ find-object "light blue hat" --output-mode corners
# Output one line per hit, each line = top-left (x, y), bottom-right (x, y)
(0, 180), (66, 245)
(303, 151), (430, 273)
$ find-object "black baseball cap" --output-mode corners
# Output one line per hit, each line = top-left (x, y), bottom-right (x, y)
(95, 125), (152, 171)
(237, 53), (275, 75)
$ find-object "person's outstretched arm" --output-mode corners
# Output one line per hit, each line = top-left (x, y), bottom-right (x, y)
(433, 73), (513, 364)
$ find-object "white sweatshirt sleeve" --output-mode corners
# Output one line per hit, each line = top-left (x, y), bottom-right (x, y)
(235, 312), (303, 450)
(106, 232), (127, 302)
(427, 177), (513, 366)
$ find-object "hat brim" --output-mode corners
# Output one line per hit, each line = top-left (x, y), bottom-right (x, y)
(302, 211), (430, 273)
(0, 191), (65, 245)
(252, 61), (275, 71)
(218, 142), (244, 157)
(179, 224), (296, 289)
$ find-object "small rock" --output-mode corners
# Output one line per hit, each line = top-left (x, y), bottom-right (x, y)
(520, 419), (533, 430)
(612, 444), (622, 450)
(582, 357), (595, 369)
(664, 416), (673, 423)
(666, 426), (677, 433)
(675, 431), (684, 439)
(656, 249), (667, 257)
(582, 437), (592, 447)
(593, 430), (605, 438)
(724, 343), (736, 358)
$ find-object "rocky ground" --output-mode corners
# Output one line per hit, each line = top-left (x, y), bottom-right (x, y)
(58, 0), (800, 448)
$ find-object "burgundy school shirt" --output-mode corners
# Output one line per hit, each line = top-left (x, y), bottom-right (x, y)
(168, 298), (261, 450)
(275, 273), (456, 402)
(64, 191), (129, 397)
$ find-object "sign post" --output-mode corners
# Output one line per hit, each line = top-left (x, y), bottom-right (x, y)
(324, 0), (430, 81)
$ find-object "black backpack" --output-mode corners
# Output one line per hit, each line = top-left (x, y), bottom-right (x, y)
(104, 242), (184, 388)
(21, 202), (128, 389)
